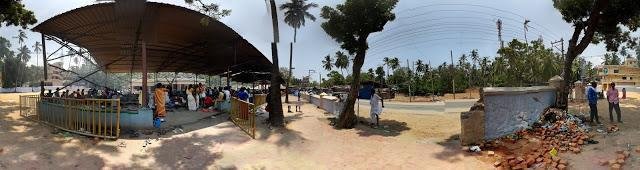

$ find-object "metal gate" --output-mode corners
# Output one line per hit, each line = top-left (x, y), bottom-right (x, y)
(230, 97), (256, 139)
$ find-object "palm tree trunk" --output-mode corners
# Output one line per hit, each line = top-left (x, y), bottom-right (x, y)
(336, 36), (368, 129)
(268, 0), (284, 126)
(294, 28), (297, 43)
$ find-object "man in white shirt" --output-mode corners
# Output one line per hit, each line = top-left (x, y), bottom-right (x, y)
(369, 89), (385, 127)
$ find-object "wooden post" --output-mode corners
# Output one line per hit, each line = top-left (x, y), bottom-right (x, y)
(141, 41), (148, 107)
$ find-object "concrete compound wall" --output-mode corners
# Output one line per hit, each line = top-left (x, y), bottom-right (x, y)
(461, 86), (557, 144)
(301, 93), (344, 117)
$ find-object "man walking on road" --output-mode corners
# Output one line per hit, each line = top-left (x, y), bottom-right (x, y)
(369, 89), (385, 127)
(587, 82), (601, 125)
(607, 82), (622, 123)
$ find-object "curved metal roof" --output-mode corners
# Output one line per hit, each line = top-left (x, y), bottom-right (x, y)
(33, 1), (271, 75)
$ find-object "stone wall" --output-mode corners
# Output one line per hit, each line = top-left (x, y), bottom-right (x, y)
(461, 86), (557, 145)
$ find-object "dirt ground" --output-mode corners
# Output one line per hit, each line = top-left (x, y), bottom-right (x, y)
(561, 92), (640, 169)
(0, 92), (489, 169)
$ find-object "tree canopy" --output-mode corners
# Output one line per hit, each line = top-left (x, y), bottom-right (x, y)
(0, 0), (37, 29)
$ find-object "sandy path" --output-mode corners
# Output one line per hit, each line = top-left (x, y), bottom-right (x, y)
(0, 93), (489, 169)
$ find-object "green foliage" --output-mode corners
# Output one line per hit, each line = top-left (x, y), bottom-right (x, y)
(184, 0), (231, 21)
(320, 0), (398, 54)
(322, 70), (345, 87)
(0, 0), (37, 29)
(603, 52), (621, 65)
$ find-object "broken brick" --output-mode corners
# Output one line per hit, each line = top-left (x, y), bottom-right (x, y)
(572, 147), (581, 153)
(536, 157), (543, 163)
(516, 156), (525, 163)
(609, 160), (618, 165)
(557, 164), (567, 170)
(488, 151), (495, 157)
(616, 159), (624, 165)
(622, 151), (630, 158)
(611, 163), (621, 170)
(559, 159), (567, 165)
(617, 154), (626, 160)
(616, 149), (625, 154)
(494, 161), (502, 167)
(578, 140), (584, 145)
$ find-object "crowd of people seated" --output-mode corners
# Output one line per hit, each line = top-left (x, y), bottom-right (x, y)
(42, 87), (121, 100)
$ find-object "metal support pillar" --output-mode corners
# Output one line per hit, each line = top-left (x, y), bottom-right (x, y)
(41, 33), (48, 96)
(141, 41), (148, 107)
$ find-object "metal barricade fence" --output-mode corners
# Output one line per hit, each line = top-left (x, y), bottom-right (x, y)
(19, 95), (121, 139)
(230, 97), (256, 139)
(19, 95), (41, 120)
(253, 94), (267, 108)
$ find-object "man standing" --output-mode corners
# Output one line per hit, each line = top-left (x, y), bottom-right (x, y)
(607, 83), (622, 123)
(369, 88), (385, 127)
(587, 82), (601, 125)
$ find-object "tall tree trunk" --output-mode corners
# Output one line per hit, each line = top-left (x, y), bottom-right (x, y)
(559, 0), (608, 110)
(268, 0), (284, 126)
(336, 36), (368, 129)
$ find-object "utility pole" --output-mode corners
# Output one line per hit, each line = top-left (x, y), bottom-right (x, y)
(406, 59), (412, 102)
(496, 19), (504, 48)
(429, 60), (434, 101)
(551, 38), (565, 60)
(450, 50), (455, 99)
(523, 19), (530, 43)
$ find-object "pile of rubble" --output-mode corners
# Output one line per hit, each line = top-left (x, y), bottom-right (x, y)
(482, 108), (594, 169)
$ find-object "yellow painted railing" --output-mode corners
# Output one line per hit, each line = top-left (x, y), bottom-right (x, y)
(20, 95), (121, 139)
(230, 97), (256, 139)
(253, 94), (267, 107)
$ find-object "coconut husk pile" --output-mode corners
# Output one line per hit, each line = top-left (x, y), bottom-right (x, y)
(485, 108), (592, 169)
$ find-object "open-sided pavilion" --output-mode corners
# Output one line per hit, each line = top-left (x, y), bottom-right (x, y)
(19, 0), (271, 139)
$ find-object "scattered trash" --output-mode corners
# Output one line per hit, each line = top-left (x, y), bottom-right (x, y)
(608, 125), (620, 133)
(118, 142), (126, 148)
(210, 115), (216, 119)
(470, 146), (481, 152)
(172, 127), (184, 134)
(549, 147), (558, 157)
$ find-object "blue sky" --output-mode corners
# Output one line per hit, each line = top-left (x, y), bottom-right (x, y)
(0, 0), (612, 82)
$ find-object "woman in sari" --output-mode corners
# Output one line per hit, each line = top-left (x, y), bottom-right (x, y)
(187, 85), (197, 111)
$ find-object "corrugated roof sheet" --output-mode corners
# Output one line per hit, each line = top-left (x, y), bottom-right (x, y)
(33, 1), (271, 76)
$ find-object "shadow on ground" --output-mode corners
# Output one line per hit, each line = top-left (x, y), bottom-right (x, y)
(351, 117), (410, 137)
(432, 133), (470, 163)
(254, 112), (307, 147)
(0, 97), (109, 169)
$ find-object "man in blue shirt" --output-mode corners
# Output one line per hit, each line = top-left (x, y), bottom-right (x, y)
(237, 87), (249, 101)
(587, 82), (601, 125)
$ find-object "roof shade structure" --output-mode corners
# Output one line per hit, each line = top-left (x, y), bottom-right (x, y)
(33, 0), (272, 76)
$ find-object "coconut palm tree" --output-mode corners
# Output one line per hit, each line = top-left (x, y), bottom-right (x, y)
(279, 0), (318, 42)
(334, 51), (349, 75)
(32, 41), (41, 66)
(280, 0), (317, 103)
(14, 30), (27, 46)
(322, 54), (333, 71)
